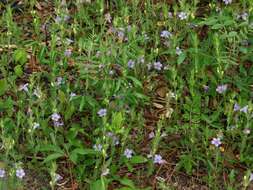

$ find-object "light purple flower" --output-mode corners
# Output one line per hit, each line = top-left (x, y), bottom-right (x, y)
(97, 108), (107, 117)
(160, 30), (172, 38)
(53, 121), (64, 127)
(233, 103), (241, 111)
(55, 16), (62, 23)
(127, 60), (135, 69)
(70, 92), (77, 99)
(93, 144), (102, 152)
(105, 13), (112, 23)
(63, 15), (70, 22)
(117, 30), (125, 39)
(240, 105), (248, 113)
(19, 83), (29, 92)
(16, 168), (25, 179)
(55, 173), (63, 181)
(51, 113), (61, 122)
(178, 12), (187, 20)
(138, 56), (145, 63)
(153, 61), (163, 71)
(176, 47), (182, 55)
(148, 132), (155, 139)
(56, 77), (63, 86)
(211, 137), (222, 147)
(0, 169), (5, 178)
(64, 49), (72, 57)
(250, 173), (253, 181)
(109, 70), (114, 75)
(33, 122), (40, 129)
(223, 0), (232, 5)
(168, 12), (173, 18)
(124, 148), (133, 159)
(33, 88), (41, 98)
(243, 128), (251, 135)
(153, 154), (164, 164)
(216, 84), (228, 94)
(203, 85), (209, 92)
(66, 38), (74, 45)
(101, 168), (110, 176)
(241, 13), (248, 21)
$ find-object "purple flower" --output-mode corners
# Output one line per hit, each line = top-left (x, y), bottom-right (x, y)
(153, 61), (163, 71)
(211, 137), (222, 147)
(223, 0), (232, 5)
(240, 105), (248, 113)
(176, 47), (182, 55)
(0, 169), (5, 178)
(153, 154), (164, 164)
(216, 84), (228, 94)
(178, 12), (187, 20)
(127, 60), (135, 69)
(124, 148), (133, 159)
(19, 83), (29, 92)
(16, 168), (25, 179)
(234, 103), (241, 111)
(97, 109), (107, 117)
(203, 85), (209, 92)
(64, 49), (72, 57)
(51, 113), (61, 122)
(160, 30), (172, 38)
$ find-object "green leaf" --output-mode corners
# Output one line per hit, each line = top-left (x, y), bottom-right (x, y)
(211, 24), (223, 30)
(90, 179), (107, 190)
(119, 178), (135, 189)
(36, 144), (64, 154)
(13, 49), (27, 65)
(177, 52), (186, 65)
(14, 65), (23, 77)
(43, 153), (64, 163)
(130, 155), (148, 164)
(0, 79), (8, 96)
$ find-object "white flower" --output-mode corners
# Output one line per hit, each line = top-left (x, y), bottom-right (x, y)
(243, 128), (251, 135)
(176, 47), (182, 55)
(101, 168), (110, 176)
(178, 12), (187, 20)
(33, 122), (40, 129)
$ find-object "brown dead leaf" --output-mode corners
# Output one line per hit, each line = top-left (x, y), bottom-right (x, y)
(156, 86), (167, 98)
(153, 102), (164, 109)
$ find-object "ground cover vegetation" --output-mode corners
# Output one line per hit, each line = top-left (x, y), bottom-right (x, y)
(0, 0), (252, 189)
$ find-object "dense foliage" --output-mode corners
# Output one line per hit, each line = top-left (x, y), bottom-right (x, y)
(0, 0), (252, 189)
